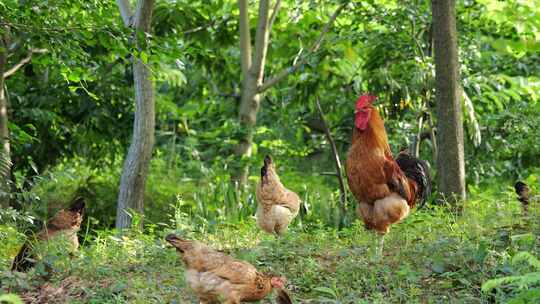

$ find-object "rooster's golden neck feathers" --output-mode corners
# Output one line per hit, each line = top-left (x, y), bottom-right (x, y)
(353, 108), (391, 153)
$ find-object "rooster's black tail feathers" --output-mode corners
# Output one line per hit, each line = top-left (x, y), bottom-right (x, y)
(11, 242), (35, 272)
(395, 151), (432, 208)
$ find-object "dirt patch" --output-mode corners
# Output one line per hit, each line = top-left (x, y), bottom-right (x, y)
(20, 276), (85, 304)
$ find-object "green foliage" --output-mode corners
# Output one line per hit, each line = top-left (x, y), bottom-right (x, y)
(0, 0), (537, 189)
(18, 153), (346, 231)
(1, 182), (539, 302)
(476, 0), (540, 57)
(0, 294), (23, 304)
(0, 0), (539, 302)
(0, 224), (25, 270)
(482, 252), (540, 303)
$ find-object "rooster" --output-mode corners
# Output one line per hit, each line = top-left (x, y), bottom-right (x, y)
(346, 95), (431, 256)
(256, 155), (300, 236)
(11, 197), (86, 272)
(165, 234), (292, 304)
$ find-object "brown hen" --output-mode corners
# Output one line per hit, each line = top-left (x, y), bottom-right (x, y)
(11, 197), (86, 272)
(256, 155), (300, 236)
(166, 234), (292, 304)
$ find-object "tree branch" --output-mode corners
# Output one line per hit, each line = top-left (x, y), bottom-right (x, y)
(3, 48), (47, 79)
(250, 0), (271, 82)
(238, 0), (252, 77)
(258, 2), (348, 93)
(315, 97), (347, 228)
(268, 0), (282, 33)
(320, 172), (338, 177)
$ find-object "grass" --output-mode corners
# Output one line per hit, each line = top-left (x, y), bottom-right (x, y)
(1, 182), (539, 303)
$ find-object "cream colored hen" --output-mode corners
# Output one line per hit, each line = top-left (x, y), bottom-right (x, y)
(256, 155), (300, 236)
(165, 234), (292, 304)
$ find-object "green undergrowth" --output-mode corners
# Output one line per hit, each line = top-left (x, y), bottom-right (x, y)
(14, 156), (344, 232)
(1, 182), (539, 303)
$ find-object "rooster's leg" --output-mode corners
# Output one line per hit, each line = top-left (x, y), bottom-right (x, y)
(375, 234), (385, 260)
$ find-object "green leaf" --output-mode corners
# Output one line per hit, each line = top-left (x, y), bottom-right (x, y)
(140, 51), (149, 64)
(313, 286), (338, 299)
(87, 91), (100, 100)
(0, 294), (23, 304)
(67, 72), (81, 82)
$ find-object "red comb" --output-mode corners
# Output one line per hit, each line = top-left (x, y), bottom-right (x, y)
(355, 94), (377, 109)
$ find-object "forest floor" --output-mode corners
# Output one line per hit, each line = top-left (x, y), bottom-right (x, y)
(1, 185), (539, 303)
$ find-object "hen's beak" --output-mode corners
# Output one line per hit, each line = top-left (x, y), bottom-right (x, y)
(166, 234), (181, 250)
(165, 234), (180, 244)
(68, 197), (86, 214)
(264, 155), (272, 166)
(261, 155), (273, 182)
(166, 234), (189, 253)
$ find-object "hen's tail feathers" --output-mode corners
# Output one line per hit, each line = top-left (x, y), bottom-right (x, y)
(276, 289), (293, 304)
(395, 151), (432, 209)
(11, 242), (35, 272)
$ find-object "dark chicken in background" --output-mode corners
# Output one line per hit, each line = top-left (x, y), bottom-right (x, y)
(165, 234), (292, 304)
(515, 181), (530, 217)
(11, 198), (85, 272)
(346, 95), (431, 256)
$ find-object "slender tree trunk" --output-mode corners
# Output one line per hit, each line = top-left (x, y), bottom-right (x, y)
(432, 0), (466, 203)
(233, 1), (347, 185)
(115, 0), (156, 230)
(315, 97), (347, 228)
(233, 0), (271, 185)
(409, 114), (424, 158)
(234, 82), (261, 185)
(0, 32), (11, 207)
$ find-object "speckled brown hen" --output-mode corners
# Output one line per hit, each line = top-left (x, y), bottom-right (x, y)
(11, 197), (85, 272)
(165, 234), (292, 304)
(255, 155), (300, 236)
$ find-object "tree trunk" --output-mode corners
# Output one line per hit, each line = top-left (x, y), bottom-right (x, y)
(0, 32), (11, 207)
(232, 1), (346, 185)
(233, 0), (271, 185)
(234, 81), (261, 185)
(431, 0), (466, 203)
(115, 0), (156, 230)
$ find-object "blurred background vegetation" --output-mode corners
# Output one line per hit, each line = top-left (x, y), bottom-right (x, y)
(0, 0), (539, 302)
(1, 0), (538, 227)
